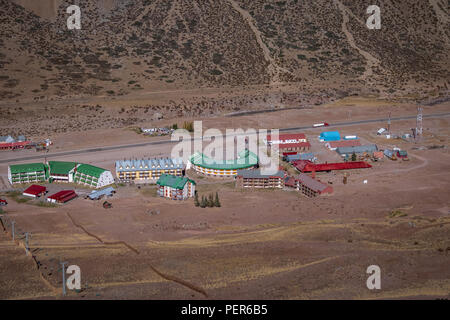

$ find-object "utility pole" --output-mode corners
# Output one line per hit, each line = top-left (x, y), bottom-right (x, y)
(61, 261), (68, 296)
(387, 112), (391, 134)
(24, 232), (31, 255)
(416, 107), (423, 141)
(11, 221), (15, 241)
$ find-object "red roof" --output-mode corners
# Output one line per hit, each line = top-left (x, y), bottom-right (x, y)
(326, 140), (361, 148)
(23, 185), (47, 196)
(0, 141), (31, 149)
(282, 152), (298, 156)
(293, 161), (372, 172)
(296, 173), (333, 193)
(284, 176), (297, 188)
(267, 133), (307, 143)
(48, 190), (77, 203)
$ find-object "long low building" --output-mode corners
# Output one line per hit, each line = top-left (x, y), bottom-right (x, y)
(23, 185), (47, 198)
(235, 169), (285, 189)
(115, 158), (184, 183)
(189, 149), (258, 177)
(88, 187), (116, 200)
(47, 190), (78, 204)
(295, 173), (333, 197)
(325, 140), (361, 150)
(284, 153), (315, 163)
(336, 144), (378, 156)
(265, 133), (311, 153)
(8, 163), (48, 185)
(294, 160), (372, 172)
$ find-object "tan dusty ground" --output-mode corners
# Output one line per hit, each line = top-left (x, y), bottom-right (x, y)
(0, 98), (449, 300)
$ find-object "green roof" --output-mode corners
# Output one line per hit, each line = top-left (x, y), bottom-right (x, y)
(189, 149), (258, 170)
(157, 174), (195, 190)
(76, 164), (107, 178)
(49, 161), (77, 175)
(10, 163), (46, 174)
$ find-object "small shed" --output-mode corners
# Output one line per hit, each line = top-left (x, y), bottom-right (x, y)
(88, 187), (116, 200)
(47, 190), (78, 203)
(23, 185), (47, 198)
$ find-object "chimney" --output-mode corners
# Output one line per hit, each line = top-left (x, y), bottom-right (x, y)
(311, 169), (316, 179)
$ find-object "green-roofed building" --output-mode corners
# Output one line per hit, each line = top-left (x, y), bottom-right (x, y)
(73, 164), (114, 189)
(156, 174), (196, 200)
(8, 161), (114, 189)
(8, 163), (47, 185)
(189, 149), (258, 177)
(48, 161), (78, 183)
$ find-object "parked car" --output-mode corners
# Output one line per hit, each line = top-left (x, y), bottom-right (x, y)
(0, 199), (7, 206)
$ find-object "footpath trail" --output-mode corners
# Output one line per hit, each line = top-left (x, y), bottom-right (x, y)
(65, 212), (208, 297)
(334, 0), (381, 81)
(227, 0), (292, 84)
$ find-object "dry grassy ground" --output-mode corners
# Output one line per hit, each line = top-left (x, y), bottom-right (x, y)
(0, 101), (449, 299)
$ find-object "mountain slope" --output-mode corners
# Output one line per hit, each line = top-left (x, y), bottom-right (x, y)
(0, 0), (448, 103)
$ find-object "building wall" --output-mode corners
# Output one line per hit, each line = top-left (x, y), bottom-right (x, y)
(236, 176), (284, 189)
(9, 168), (46, 185)
(192, 164), (250, 177)
(117, 168), (183, 182)
(98, 171), (114, 188)
(157, 181), (195, 200)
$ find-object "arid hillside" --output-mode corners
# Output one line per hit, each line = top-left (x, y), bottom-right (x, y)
(0, 0), (448, 104)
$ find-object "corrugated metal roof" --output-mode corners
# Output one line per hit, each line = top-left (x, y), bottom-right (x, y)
(48, 190), (77, 201)
(76, 164), (107, 178)
(49, 161), (77, 175)
(296, 173), (330, 192)
(88, 187), (115, 199)
(116, 158), (184, 172)
(286, 153), (315, 162)
(336, 144), (378, 155)
(0, 135), (15, 143)
(10, 163), (46, 174)
(157, 174), (195, 189)
(294, 161), (372, 172)
(236, 169), (284, 179)
(190, 149), (258, 170)
(327, 140), (362, 148)
(23, 185), (47, 195)
(285, 154), (301, 162)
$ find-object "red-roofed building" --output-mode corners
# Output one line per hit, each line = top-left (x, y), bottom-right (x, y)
(23, 185), (47, 198)
(47, 190), (78, 203)
(278, 142), (311, 152)
(325, 140), (361, 150)
(284, 176), (297, 188)
(293, 160), (372, 172)
(265, 133), (311, 153)
(0, 141), (32, 150)
(266, 133), (307, 145)
(295, 173), (333, 197)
